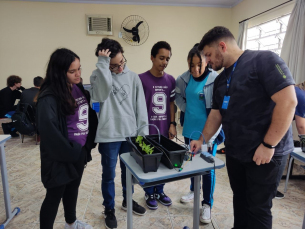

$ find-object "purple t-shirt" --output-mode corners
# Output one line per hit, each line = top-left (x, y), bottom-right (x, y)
(66, 85), (89, 146)
(139, 71), (175, 136)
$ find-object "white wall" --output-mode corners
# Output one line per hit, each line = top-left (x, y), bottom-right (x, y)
(0, 1), (232, 88)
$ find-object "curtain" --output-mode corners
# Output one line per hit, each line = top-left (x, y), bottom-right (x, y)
(237, 21), (248, 50)
(281, 0), (305, 84)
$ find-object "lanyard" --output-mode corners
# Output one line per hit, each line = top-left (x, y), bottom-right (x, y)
(226, 61), (238, 95)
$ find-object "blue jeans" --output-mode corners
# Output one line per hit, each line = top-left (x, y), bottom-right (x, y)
(99, 141), (134, 210)
(185, 137), (216, 207)
(143, 184), (165, 195)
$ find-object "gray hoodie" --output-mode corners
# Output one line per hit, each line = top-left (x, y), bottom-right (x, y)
(90, 56), (148, 143)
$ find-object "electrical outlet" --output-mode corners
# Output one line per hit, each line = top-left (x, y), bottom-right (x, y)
(118, 32), (122, 38)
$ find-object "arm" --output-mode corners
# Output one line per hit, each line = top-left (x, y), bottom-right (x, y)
(175, 75), (186, 112)
(253, 85), (297, 165)
(37, 96), (82, 162)
(90, 50), (113, 102)
(135, 77), (149, 136)
(168, 101), (177, 139)
(295, 115), (305, 134)
(190, 109), (222, 153)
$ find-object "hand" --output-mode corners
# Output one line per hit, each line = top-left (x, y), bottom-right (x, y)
(190, 139), (203, 153)
(98, 49), (111, 57)
(168, 125), (177, 140)
(253, 144), (275, 165)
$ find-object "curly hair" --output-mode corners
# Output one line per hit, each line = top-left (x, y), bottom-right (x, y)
(7, 75), (22, 87)
(95, 38), (124, 58)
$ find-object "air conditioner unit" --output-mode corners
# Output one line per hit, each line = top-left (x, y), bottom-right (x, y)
(86, 14), (113, 35)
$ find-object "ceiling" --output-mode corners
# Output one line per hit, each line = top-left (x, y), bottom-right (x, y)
(16, 0), (244, 8)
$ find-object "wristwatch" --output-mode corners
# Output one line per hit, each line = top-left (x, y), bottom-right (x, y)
(262, 141), (276, 149)
(170, 121), (177, 126)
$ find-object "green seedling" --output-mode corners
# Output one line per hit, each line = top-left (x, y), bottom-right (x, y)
(135, 135), (154, 155)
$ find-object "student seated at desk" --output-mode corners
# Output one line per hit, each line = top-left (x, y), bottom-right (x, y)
(0, 75), (24, 137)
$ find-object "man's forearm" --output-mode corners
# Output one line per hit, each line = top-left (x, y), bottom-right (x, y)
(199, 109), (222, 143)
(264, 102), (296, 146)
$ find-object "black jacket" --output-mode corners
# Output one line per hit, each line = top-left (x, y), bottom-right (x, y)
(20, 87), (39, 109)
(0, 86), (25, 118)
(36, 84), (98, 188)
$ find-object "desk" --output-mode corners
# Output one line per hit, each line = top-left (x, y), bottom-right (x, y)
(284, 147), (305, 193)
(120, 153), (225, 229)
(284, 147), (305, 228)
(0, 135), (20, 228)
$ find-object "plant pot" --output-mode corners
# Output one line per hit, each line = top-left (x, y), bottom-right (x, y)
(146, 135), (187, 169)
(126, 136), (163, 173)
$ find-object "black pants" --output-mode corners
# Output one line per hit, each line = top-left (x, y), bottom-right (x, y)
(40, 148), (86, 229)
(226, 155), (281, 229)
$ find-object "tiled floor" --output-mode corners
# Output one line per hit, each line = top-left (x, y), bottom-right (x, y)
(0, 122), (304, 229)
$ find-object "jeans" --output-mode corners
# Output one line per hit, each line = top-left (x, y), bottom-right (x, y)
(226, 155), (281, 229)
(143, 184), (165, 195)
(99, 141), (133, 210)
(275, 153), (289, 189)
(40, 147), (86, 229)
(185, 137), (216, 207)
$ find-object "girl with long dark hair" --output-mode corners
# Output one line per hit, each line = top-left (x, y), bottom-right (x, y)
(36, 48), (97, 229)
(175, 44), (221, 224)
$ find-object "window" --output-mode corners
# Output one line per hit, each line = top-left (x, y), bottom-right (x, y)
(246, 14), (290, 56)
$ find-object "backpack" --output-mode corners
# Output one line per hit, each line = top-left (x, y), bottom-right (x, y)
(12, 103), (36, 136)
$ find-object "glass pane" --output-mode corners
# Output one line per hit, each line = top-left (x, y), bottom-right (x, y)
(280, 15), (291, 26)
(246, 40), (259, 50)
(247, 27), (260, 40)
(246, 14), (290, 55)
(260, 20), (280, 36)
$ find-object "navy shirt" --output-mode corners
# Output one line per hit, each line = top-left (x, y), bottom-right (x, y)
(295, 86), (305, 118)
(212, 50), (295, 162)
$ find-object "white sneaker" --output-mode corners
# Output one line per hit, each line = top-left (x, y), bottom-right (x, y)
(180, 191), (194, 203)
(200, 204), (211, 224)
(65, 220), (93, 229)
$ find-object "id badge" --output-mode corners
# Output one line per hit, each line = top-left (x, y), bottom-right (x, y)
(199, 92), (205, 101)
(222, 96), (230, 109)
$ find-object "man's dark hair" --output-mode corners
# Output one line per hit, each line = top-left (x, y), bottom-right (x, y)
(198, 26), (235, 51)
(151, 41), (172, 57)
(95, 38), (124, 58)
(33, 76), (43, 87)
(7, 75), (22, 87)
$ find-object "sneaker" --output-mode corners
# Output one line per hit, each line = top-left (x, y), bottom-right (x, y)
(275, 190), (285, 199)
(122, 199), (146, 215)
(144, 193), (158, 210)
(154, 193), (172, 206)
(180, 191), (194, 203)
(200, 204), (211, 224)
(65, 220), (93, 229)
(103, 209), (117, 229)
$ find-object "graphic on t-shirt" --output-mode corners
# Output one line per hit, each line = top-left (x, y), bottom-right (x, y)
(112, 84), (130, 104)
(152, 92), (167, 115)
(76, 103), (89, 132)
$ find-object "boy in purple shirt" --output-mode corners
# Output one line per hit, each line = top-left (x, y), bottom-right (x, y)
(139, 41), (176, 210)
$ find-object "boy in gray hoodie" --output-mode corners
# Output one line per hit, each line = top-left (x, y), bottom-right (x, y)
(90, 38), (148, 229)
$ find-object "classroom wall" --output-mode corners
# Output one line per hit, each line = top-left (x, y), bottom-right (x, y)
(0, 0), (232, 88)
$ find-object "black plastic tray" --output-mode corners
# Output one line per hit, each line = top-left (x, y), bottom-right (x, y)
(126, 136), (163, 173)
(146, 135), (187, 169)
